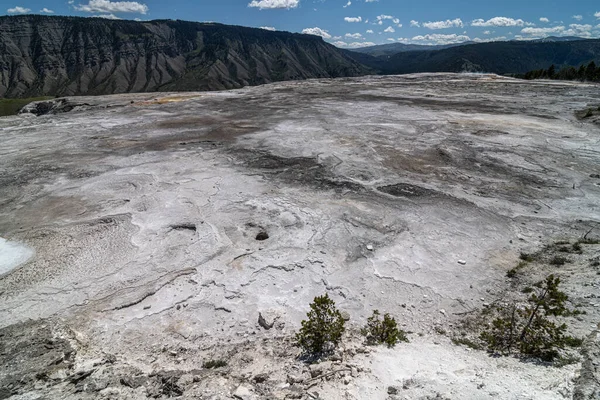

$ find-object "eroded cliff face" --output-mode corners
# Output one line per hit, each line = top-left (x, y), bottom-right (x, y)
(0, 15), (370, 97)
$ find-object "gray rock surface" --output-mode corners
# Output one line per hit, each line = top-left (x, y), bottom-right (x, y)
(0, 73), (599, 399)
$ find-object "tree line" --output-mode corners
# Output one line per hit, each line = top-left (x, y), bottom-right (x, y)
(520, 61), (600, 82)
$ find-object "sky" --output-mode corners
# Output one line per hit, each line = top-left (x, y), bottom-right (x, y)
(3, 0), (600, 48)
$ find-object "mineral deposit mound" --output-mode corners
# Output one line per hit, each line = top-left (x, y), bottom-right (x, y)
(1, 73), (599, 399)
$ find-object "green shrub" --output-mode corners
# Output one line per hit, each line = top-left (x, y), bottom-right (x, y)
(451, 337), (483, 350)
(480, 275), (570, 361)
(361, 310), (408, 347)
(519, 252), (535, 262)
(550, 256), (568, 266)
(296, 294), (346, 355)
(507, 261), (528, 278)
(203, 359), (227, 369)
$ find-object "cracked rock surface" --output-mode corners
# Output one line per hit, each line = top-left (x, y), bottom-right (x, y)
(1, 73), (600, 399)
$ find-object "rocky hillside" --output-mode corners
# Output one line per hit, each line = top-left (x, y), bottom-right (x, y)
(0, 15), (370, 98)
(347, 39), (600, 75)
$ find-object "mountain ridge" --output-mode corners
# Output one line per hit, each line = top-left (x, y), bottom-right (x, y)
(0, 15), (370, 98)
(345, 38), (600, 75)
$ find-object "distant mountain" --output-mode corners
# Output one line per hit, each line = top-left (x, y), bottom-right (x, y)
(530, 36), (586, 43)
(0, 15), (370, 98)
(346, 39), (600, 75)
(351, 42), (473, 57)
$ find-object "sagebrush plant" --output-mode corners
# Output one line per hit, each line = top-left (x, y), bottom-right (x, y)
(295, 294), (346, 355)
(480, 274), (571, 361)
(361, 310), (408, 347)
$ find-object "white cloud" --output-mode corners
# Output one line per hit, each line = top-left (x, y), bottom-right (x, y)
(539, 17), (549, 23)
(471, 17), (525, 27)
(344, 41), (376, 48)
(473, 36), (507, 43)
(344, 16), (362, 22)
(302, 27), (331, 38)
(260, 26), (276, 31)
(40, 7), (54, 13)
(75, 0), (148, 14)
(392, 18), (400, 24)
(410, 20), (420, 27)
(247, 0), (298, 9)
(563, 23), (594, 37)
(412, 33), (471, 44)
(376, 14), (393, 21)
(596, 11), (600, 19)
(483, 30), (491, 35)
(384, 26), (395, 33)
(423, 18), (463, 30)
(345, 32), (362, 39)
(343, 1), (351, 8)
(572, 15), (583, 21)
(91, 13), (120, 19)
(366, 29), (374, 34)
(520, 26), (565, 36)
(364, 0), (377, 2)
(7, 6), (31, 13)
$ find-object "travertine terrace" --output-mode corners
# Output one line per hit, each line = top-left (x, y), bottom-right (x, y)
(1, 74), (599, 399)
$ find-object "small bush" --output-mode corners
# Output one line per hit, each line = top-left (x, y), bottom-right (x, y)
(564, 336), (584, 348)
(480, 275), (570, 361)
(451, 337), (483, 350)
(296, 294), (346, 355)
(572, 243), (582, 253)
(507, 261), (528, 278)
(519, 252), (535, 262)
(550, 256), (568, 266)
(361, 310), (408, 347)
(203, 359), (227, 369)
(579, 238), (600, 245)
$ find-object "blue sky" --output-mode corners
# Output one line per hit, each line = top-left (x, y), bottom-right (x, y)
(3, 0), (600, 47)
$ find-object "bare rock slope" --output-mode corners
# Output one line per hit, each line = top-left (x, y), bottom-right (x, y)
(0, 15), (369, 98)
(1, 74), (600, 399)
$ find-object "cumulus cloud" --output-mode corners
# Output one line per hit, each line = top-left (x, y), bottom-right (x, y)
(334, 41), (376, 48)
(40, 7), (54, 13)
(422, 18), (463, 30)
(384, 26), (395, 33)
(7, 6), (31, 13)
(366, 29), (374, 34)
(247, 0), (298, 9)
(410, 20), (420, 27)
(345, 32), (362, 39)
(471, 17), (525, 27)
(301, 27), (331, 39)
(473, 36), (507, 43)
(572, 15), (583, 21)
(596, 11), (600, 18)
(412, 33), (470, 44)
(520, 26), (565, 36)
(564, 23), (594, 37)
(344, 16), (362, 22)
(343, 1), (351, 8)
(539, 17), (549, 23)
(483, 30), (491, 35)
(260, 26), (276, 31)
(376, 14), (393, 21)
(75, 0), (148, 14)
